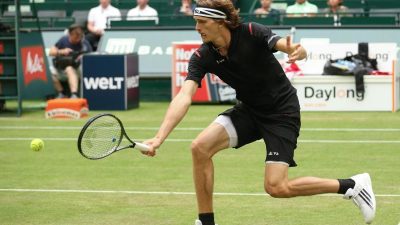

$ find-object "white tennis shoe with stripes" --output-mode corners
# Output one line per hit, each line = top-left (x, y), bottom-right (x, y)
(344, 173), (376, 224)
(195, 219), (218, 225)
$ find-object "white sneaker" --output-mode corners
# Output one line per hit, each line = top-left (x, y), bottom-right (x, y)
(344, 173), (376, 224)
(194, 219), (218, 225)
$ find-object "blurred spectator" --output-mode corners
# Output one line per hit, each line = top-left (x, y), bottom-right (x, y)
(86, 0), (121, 51)
(323, 0), (348, 15)
(254, 0), (280, 19)
(286, 0), (318, 17)
(175, 0), (196, 16)
(49, 24), (93, 99)
(127, 0), (159, 24)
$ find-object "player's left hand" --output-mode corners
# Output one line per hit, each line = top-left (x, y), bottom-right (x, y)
(286, 36), (307, 63)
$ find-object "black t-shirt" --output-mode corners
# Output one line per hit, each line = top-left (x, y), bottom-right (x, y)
(186, 22), (300, 114)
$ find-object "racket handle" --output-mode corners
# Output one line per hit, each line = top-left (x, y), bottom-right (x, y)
(134, 142), (150, 152)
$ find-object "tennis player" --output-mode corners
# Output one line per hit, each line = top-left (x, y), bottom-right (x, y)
(143, 0), (376, 224)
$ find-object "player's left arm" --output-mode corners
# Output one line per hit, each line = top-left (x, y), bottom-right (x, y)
(275, 36), (307, 63)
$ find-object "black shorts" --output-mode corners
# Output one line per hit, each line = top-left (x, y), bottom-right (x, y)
(220, 103), (301, 167)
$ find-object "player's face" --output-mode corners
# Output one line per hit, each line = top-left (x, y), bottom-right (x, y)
(194, 16), (222, 43)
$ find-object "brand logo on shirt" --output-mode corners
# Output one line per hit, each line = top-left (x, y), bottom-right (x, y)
(21, 45), (47, 85)
(216, 58), (225, 64)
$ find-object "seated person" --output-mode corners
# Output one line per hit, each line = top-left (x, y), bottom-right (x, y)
(175, 0), (196, 16)
(286, 0), (318, 17)
(86, 0), (121, 51)
(323, 0), (349, 15)
(49, 24), (93, 99)
(127, 0), (159, 24)
(254, 0), (280, 19)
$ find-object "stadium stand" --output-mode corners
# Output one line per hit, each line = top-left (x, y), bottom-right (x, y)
(282, 16), (335, 26)
(340, 16), (397, 25)
(0, 0), (398, 28)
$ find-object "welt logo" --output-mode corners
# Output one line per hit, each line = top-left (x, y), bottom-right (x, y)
(21, 45), (47, 85)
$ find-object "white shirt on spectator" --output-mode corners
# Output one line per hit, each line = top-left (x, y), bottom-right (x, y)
(88, 5), (121, 31)
(127, 5), (159, 24)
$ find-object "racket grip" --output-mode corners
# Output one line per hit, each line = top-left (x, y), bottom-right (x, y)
(134, 142), (150, 152)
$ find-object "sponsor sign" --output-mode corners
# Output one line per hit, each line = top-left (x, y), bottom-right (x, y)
(292, 75), (399, 111)
(20, 45), (47, 85)
(297, 41), (397, 75)
(82, 53), (139, 110)
(19, 31), (54, 99)
(172, 42), (236, 102)
(0, 41), (4, 54)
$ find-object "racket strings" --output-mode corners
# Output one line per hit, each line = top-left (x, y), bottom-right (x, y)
(81, 116), (122, 159)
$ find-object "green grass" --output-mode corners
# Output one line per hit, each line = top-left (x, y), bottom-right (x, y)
(0, 102), (400, 225)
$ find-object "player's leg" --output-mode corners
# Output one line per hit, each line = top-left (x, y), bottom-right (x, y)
(261, 112), (375, 223)
(264, 161), (376, 223)
(264, 163), (339, 198)
(263, 134), (376, 223)
(193, 104), (262, 225)
(65, 66), (79, 97)
(191, 118), (231, 224)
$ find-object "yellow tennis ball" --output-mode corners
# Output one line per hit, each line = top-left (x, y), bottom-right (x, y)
(30, 139), (44, 151)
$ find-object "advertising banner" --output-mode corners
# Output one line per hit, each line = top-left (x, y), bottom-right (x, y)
(292, 75), (398, 111)
(82, 53), (139, 110)
(171, 42), (236, 103)
(19, 31), (54, 99)
(297, 41), (398, 75)
(42, 29), (400, 77)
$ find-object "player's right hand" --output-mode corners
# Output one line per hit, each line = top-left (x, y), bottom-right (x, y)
(142, 137), (162, 157)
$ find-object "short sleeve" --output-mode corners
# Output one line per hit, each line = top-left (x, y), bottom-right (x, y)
(185, 51), (207, 88)
(310, 5), (318, 13)
(54, 36), (66, 49)
(127, 9), (135, 18)
(115, 9), (122, 18)
(87, 8), (95, 22)
(248, 22), (281, 52)
(286, 5), (295, 14)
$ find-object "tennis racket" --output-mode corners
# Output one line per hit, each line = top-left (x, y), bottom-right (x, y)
(77, 113), (150, 160)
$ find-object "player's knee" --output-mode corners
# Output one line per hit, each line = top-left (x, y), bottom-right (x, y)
(191, 139), (211, 160)
(264, 182), (291, 198)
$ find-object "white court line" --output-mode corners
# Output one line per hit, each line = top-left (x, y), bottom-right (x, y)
(0, 188), (398, 197)
(1, 126), (400, 132)
(1, 137), (400, 144)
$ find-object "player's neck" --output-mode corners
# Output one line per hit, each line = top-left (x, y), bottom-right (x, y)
(212, 29), (231, 57)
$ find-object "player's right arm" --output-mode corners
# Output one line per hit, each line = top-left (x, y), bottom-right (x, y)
(143, 80), (198, 156)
